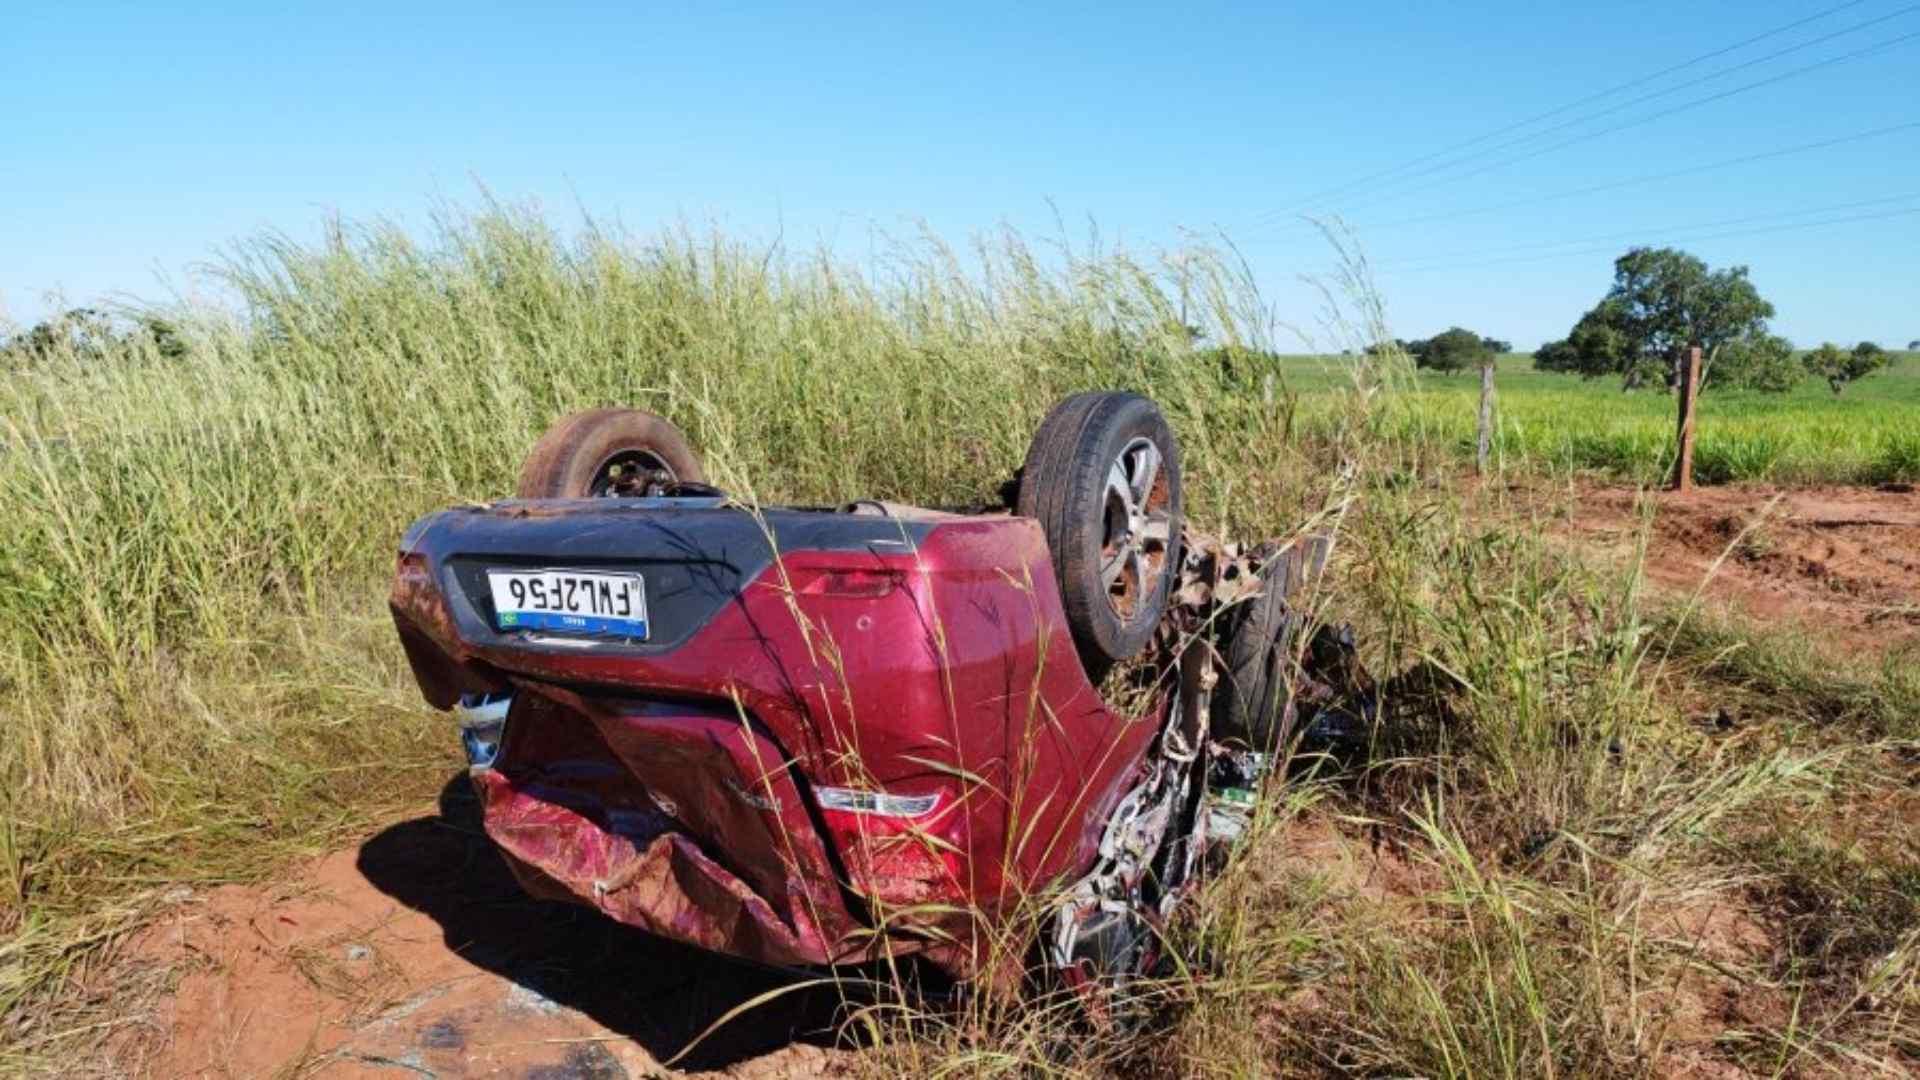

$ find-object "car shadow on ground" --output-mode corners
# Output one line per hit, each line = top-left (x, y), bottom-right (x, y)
(355, 774), (849, 1072)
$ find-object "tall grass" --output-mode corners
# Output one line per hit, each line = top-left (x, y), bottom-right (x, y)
(0, 204), (1343, 1061)
(0, 207), (1288, 826)
(3, 203), (1915, 1076)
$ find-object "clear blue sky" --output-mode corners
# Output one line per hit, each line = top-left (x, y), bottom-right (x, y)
(5, 1), (1917, 349)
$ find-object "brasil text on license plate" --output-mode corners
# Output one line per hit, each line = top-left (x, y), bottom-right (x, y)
(486, 568), (648, 638)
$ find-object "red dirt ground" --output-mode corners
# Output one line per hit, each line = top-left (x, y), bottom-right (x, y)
(116, 482), (1916, 1077)
(122, 778), (856, 1079)
(1558, 483), (1920, 654)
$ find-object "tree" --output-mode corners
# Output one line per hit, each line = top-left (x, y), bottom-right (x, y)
(1, 307), (187, 370)
(1908, 339), (1919, 351)
(1410, 326), (1491, 375)
(1533, 337), (1577, 372)
(1537, 247), (1777, 391)
(2, 307), (114, 369)
(1803, 341), (1890, 395)
(1534, 302), (1638, 381)
(1711, 331), (1799, 392)
(1479, 336), (1513, 354)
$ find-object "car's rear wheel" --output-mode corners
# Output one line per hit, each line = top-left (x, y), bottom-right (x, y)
(517, 408), (705, 499)
(1212, 536), (1333, 752)
(1017, 392), (1183, 678)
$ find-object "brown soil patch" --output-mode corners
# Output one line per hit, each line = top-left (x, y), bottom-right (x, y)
(1562, 484), (1920, 655)
(121, 777), (855, 1078)
(1274, 814), (1436, 906)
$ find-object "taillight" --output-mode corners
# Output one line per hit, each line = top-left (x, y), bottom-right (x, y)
(815, 786), (940, 817)
(786, 567), (901, 598)
(816, 786), (968, 907)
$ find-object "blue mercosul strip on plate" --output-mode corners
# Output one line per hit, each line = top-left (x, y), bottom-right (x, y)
(498, 610), (649, 638)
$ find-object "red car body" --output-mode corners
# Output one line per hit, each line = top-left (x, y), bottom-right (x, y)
(389, 497), (1171, 979)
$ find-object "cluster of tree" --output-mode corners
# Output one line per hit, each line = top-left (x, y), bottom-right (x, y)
(1533, 247), (1784, 390)
(1411, 327), (1496, 374)
(1367, 329), (1508, 373)
(1802, 341), (1890, 395)
(1533, 247), (1896, 395)
(0, 307), (187, 369)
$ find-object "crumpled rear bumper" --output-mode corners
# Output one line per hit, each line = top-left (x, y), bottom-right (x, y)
(472, 688), (894, 971)
(474, 770), (844, 968)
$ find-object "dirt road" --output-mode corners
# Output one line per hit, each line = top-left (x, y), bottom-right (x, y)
(125, 778), (854, 1078)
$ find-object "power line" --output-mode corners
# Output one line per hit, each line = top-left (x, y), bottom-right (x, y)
(1254, 0), (1877, 222)
(1372, 205), (1920, 276)
(1373, 192), (1920, 268)
(1322, 24), (1920, 219)
(1316, 5), (1920, 214)
(1290, 120), (1920, 239)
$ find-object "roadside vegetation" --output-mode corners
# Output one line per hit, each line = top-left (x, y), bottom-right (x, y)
(2, 204), (1915, 1076)
(1315, 350), (1920, 486)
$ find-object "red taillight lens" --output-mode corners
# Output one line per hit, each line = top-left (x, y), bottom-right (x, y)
(788, 567), (901, 598)
(817, 788), (969, 907)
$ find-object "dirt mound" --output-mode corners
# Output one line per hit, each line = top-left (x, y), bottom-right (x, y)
(123, 778), (854, 1078)
(1565, 484), (1920, 654)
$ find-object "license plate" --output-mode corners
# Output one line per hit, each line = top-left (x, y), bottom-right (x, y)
(486, 568), (648, 639)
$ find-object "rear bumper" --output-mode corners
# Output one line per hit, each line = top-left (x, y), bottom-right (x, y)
(389, 499), (1161, 980)
(474, 771), (848, 968)
(473, 688), (901, 971)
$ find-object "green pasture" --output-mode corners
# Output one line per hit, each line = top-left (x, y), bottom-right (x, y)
(1267, 350), (1920, 485)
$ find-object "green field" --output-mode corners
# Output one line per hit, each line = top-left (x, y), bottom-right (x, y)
(1270, 350), (1920, 486)
(2, 207), (1916, 1076)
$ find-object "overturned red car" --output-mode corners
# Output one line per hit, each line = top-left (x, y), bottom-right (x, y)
(388, 392), (1364, 990)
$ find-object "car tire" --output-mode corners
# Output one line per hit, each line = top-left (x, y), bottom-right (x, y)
(1212, 535), (1333, 752)
(516, 408), (705, 499)
(1017, 392), (1183, 678)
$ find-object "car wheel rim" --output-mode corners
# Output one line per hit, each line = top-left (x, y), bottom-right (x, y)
(1099, 436), (1171, 619)
(589, 449), (677, 497)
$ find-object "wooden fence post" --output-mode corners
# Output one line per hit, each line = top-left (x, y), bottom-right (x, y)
(1475, 358), (1495, 476)
(1671, 345), (1701, 492)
